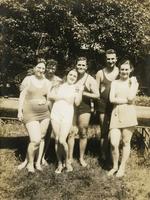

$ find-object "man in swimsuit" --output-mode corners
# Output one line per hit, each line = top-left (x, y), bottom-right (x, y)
(42, 59), (62, 165)
(96, 49), (119, 162)
(68, 57), (99, 167)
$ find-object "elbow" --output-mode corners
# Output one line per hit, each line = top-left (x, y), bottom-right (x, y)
(127, 96), (135, 102)
(109, 97), (115, 104)
(96, 94), (100, 99)
(128, 94), (136, 101)
(75, 102), (80, 106)
(75, 100), (81, 106)
(94, 93), (100, 99)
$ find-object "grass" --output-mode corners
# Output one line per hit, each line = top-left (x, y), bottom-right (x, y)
(0, 121), (150, 200)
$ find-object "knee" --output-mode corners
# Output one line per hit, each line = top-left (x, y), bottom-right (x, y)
(110, 138), (119, 150)
(68, 126), (78, 138)
(110, 142), (119, 151)
(55, 137), (59, 144)
(79, 127), (88, 139)
(31, 140), (40, 147)
(40, 138), (45, 143)
(59, 138), (66, 146)
(41, 134), (46, 140)
(122, 139), (130, 147)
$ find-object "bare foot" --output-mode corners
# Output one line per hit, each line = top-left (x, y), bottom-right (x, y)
(66, 163), (73, 172)
(42, 158), (49, 166)
(116, 169), (125, 177)
(55, 164), (64, 174)
(68, 159), (73, 165)
(17, 160), (28, 170)
(26, 164), (35, 173)
(107, 168), (118, 176)
(79, 159), (88, 167)
(35, 163), (43, 171)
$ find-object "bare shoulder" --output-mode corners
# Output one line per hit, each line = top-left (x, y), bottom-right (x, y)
(88, 74), (97, 83)
(23, 75), (32, 81)
(115, 67), (119, 76)
(45, 78), (52, 86)
(111, 79), (120, 86)
(21, 75), (33, 85)
(96, 69), (103, 77)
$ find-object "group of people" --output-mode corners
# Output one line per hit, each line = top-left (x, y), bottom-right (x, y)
(17, 49), (139, 177)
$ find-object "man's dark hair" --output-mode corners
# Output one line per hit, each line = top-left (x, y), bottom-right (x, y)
(106, 49), (116, 55)
(76, 57), (87, 64)
(46, 59), (58, 67)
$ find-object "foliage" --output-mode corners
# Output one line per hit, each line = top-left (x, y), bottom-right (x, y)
(135, 95), (150, 107)
(0, 0), (149, 78)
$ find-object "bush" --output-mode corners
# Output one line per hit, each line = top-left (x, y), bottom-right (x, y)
(135, 96), (150, 107)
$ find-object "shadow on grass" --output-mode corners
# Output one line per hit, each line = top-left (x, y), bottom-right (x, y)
(0, 134), (112, 169)
(0, 136), (29, 160)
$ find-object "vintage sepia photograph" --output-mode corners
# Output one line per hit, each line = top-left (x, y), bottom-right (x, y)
(0, 0), (150, 199)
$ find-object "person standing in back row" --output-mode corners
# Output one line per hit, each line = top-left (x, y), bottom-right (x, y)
(68, 57), (99, 167)
(96, 49), (119, 161)
(41, 59), (62, 166)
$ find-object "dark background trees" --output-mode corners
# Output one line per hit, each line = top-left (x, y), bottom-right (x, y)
(0, 0), (149, 95)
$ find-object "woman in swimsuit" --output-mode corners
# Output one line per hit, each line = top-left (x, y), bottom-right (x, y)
(17, 62), (51, 173)
(49, 69), (83, 173)
(108, 59), (139, 177)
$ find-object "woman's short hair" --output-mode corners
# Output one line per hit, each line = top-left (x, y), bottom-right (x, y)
(37, 58), (46, 65)
(118, 59), (134, 71)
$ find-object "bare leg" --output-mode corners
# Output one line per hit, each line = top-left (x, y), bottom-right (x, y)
(108, 128), (121, 176)
(51, 119), (64, 173)
(78, 113), (91, 167)
(67, 135), (75, 164)
(99, 113), (110, 161)
(36, 118), (50, 171)
(25, 121), (41, 173)
(41, 126), (52, 166)
(79, 137), (88, 167)
(99, 113), (105, 158)
(67, 112), (78, 164)
(59, 123), (73, 172)
(116, 127), (134, 177)
(17, 157), (28, 170)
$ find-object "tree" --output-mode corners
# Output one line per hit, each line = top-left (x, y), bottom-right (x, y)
(0, 0), (149, 81)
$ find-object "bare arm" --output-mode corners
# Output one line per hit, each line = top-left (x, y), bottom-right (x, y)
(127, 77), (139, 101)
(83, 77), (100, 99)
(74, 86), (84, 106)
(48, 87), (67, 102)
(109, 81), (128, 104)
(96, 70), (103, 98)
(96, 70), (103, 89)
(18, 77), (30, 121)
(18, 88), (27, 121)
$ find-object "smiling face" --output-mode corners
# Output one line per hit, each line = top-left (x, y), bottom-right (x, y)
(46, 64), (56, 75)
(34, 63), (46, 79)
(67, 70), (78, 85)
(76, 60), (87, 75)
(119, 62), (132, 80)
(106, 53), (117, 69)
